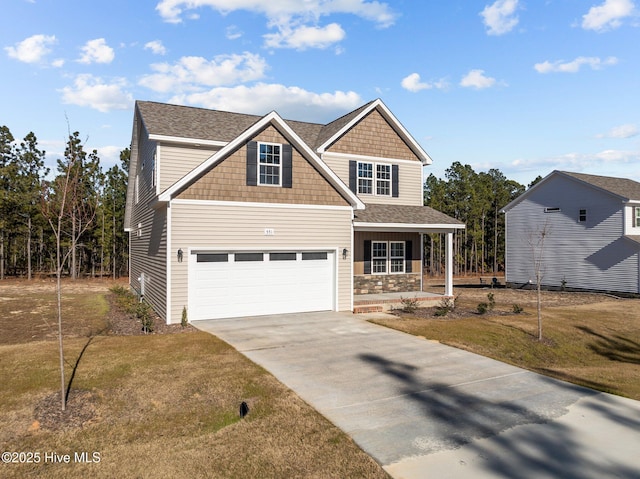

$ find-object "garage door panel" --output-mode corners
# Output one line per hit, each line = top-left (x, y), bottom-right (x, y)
(189, 251), (334, 320)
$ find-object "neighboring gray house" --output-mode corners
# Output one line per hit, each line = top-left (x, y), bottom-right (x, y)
(502, 170), (640, 295)
(124, 99), (464, 323)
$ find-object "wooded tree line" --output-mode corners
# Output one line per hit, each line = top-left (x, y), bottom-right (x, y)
(423, 161), (539, 276)
(0, 125), (129, 280)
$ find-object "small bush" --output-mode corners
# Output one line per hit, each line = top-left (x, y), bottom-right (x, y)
(400, 296), (419, 313)
(181, 306), (188, 328)
(487, 292), (495, 310)
(477, 302), (489, 314)
(136, 302), (154, 333)
(435, 296), (456, 317)
(512, 304), (524, 314)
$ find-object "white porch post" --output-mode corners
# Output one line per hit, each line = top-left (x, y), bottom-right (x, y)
(445, 231), (453, 297)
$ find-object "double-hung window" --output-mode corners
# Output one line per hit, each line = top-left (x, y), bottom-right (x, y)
(357, 161), (392, 196)
(376, 164), (391, 196)
(390, 241), (405, 273)
(371, 241), (405, 274)
(258, 142), (281, 186)
(635, 207), (640, 228)
(358, 162), (373, 194)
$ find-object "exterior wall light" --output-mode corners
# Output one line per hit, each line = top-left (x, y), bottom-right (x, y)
(342, 248), (348, 260)
(177, 248), (183, 263)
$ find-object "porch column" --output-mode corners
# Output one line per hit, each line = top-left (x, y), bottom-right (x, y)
(445, 231), (453, 297)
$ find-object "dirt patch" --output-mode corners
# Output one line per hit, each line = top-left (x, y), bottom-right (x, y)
(33, 390), (99, 431)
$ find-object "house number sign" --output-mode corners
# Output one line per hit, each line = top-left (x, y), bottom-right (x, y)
(264, 228), (275, 236)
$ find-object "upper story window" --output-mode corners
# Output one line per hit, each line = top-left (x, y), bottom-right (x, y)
(358, 162), (373, 194)
(258, 142), (281, 186)
(635, 207), (640, 227)
(358, 161), (391, 196)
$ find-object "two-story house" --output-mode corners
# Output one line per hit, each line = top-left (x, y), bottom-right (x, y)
(502, 170), (640, 295)
(124, 99), (465, 323)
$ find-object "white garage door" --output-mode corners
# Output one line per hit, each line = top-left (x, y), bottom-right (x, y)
(188, 251), (335, 320)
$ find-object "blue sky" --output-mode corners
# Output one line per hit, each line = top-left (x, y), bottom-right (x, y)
(2, 0), (639, 186)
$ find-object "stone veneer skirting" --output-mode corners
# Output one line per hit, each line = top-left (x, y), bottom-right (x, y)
(354, 273), (421, 294)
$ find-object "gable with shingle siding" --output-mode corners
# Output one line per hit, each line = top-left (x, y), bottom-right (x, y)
(177, 125), (349, 206)
(325, 109), (419, 161)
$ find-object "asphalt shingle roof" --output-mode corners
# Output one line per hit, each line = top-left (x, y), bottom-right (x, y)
(561, 171), (640, 201)
(354, 204), (463, 226)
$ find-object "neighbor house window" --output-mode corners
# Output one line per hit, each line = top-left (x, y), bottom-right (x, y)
(357, 162), (373, 194)
(358, 161), (392, 196)
(372, 241), (388, 273)
(579, 209), (587, 222)
(258, 142), (281, 186)
(635, 207), (640, 228)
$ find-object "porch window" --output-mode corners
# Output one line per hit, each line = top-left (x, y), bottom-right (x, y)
(371, 241), (406, 274)
(372, 241), (387, 273)
(390, 241), (405, 273)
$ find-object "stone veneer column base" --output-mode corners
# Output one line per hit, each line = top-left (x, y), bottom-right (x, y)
(354, 273), (421, 295)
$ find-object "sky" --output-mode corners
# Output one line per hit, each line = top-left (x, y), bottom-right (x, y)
(1, 0), (639, 187)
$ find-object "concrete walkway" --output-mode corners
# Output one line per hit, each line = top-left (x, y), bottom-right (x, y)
(194, 312), (640, 479)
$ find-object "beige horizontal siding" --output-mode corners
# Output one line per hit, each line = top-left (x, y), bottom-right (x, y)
(169, 201), (353, 323)
(160, 144), (219, 192)
(323, 155), (423, 206)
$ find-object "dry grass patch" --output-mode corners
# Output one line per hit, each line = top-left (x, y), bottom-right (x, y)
(0, 280), (388, 479)
(377, 286), (640, 400)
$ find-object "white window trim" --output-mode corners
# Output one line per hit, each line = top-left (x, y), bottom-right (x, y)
(371, 240), (405, 275)
(358, 161), (392, 197)
(135, 174), (139, 204)
(635, 206), (640, 228)
(258, 141), (282, 187)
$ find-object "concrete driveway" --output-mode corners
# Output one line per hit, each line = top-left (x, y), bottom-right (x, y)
(194, 312), (640, 479)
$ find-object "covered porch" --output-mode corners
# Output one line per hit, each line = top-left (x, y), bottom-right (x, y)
(351, 204), (465, 311)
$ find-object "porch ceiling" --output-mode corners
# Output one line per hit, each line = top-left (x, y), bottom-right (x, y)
(353, 203), (465, 233)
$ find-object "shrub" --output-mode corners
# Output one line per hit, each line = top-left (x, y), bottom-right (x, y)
(181, 306), (188, 328)
(136, 302), (154, 334)
(512, 304), (524, 314)
(487, 292), (495, 310)
(435, 296), (456, 317)
(477, 302), (489, 314)
(400, 296), (419, 313)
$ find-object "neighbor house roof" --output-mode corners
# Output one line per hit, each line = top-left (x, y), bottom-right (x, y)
(353, 204), (464, 231)
(560, 171), (640, 201)
(501, 170), (640, 213)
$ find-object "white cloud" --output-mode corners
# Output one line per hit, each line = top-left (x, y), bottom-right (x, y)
(144, 40), (167, 55)
(78, 38), (115, 64)
(511, 149), (640, 175)
(60, 74), (133, 112)
(226, 25), (243, 40)
(480, 0), (519, 35)
(139, 52), (268, 93)
(264, 23), (346, 50)
(401, 73), (448, 92)
(155, 0), (396, 49)
(460, 69), (497, 89)
(5, 34), (57, 63)
(596, 124), (639, 138)
(170, 83), (362, 122)
(156, 0), (397, 27)
(534, 56), (618, 73)
(582, 0), (635, 32)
